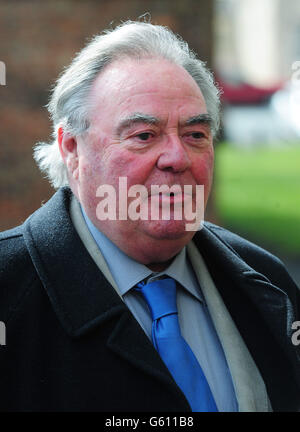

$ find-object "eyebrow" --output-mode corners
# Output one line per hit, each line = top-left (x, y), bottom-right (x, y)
(184, 113), (212, 127)
(116, 113), (159, 135)
(116, 112), (212, 136)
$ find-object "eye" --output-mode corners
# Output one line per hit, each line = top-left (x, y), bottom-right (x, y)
(190, 132), (205, 139)
(136, 132), (153, 141)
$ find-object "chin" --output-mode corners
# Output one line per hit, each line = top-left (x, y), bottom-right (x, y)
(142, 219), (196, 241)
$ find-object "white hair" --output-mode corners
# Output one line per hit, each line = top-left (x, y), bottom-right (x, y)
(34, 20), (221, 188)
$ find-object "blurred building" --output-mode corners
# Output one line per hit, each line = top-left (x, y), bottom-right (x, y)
(214, 0), (300, 144)
(0, 0), (213, 230)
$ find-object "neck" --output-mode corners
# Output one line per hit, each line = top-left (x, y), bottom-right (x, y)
(146, 258), (175, 272)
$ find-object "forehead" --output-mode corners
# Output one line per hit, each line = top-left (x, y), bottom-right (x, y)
(87, 58), (207, 125)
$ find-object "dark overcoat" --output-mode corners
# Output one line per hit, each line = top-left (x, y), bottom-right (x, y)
(0, 188), (299, 411)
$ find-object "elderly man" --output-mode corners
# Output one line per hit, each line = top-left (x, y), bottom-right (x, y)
(0, 21), (299, 412)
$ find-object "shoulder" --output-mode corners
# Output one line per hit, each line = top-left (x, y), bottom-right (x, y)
(202, 221), (298, 290)
(0, 224), (39, 322)
(0, 224), (27, 267)
(0, 188), (76, 321)
(204, 221), (282, 263)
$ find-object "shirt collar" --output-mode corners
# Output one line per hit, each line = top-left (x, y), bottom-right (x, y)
(161, 247), (204, 302)
(81, 206), (204, 303)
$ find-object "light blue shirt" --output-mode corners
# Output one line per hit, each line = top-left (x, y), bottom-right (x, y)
(81, 207), (238, 412)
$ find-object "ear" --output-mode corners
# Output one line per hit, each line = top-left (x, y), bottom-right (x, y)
(57, 126), (79, 180)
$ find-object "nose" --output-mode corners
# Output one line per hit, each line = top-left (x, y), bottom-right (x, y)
(156, 134), (191, 172)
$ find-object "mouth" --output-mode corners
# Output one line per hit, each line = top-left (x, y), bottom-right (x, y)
(149, 191), (194, 206)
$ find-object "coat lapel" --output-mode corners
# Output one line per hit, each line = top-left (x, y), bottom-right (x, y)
(193, 225), (299, 371)
(21, 187), (299, 409)
(22, 188), (187, 403)
(187, 240), (271, 411)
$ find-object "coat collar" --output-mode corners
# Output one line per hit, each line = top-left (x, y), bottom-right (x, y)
(193, 225), (299, 372)
(22, 187), (296, 341)
(23, 187), (127, 338)
(22, 187), (190, 407)
(22, 187), (298, 381)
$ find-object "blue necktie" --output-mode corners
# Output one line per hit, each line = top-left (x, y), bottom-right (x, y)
(136, 278), (218, 412)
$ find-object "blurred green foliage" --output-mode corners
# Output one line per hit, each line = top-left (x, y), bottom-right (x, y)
(215, 143), (300, 257)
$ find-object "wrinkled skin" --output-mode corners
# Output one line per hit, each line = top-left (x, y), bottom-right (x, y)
(58, 58), (214, 270)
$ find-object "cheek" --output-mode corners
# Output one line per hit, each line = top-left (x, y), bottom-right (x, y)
(77, 152), (106, 214)
(80, 154), (102, 183)
(206, 150), (215, 179)
(104, 149), (156, 187)
(193, 150), (214, 183)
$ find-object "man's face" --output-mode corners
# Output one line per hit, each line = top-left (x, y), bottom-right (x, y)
(72, 58), (214, 266)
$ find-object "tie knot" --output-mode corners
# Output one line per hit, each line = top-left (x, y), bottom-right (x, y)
(136, 278), (178, 321)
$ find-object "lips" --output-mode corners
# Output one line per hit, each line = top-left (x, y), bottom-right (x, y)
(149, 191), (194, 206)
